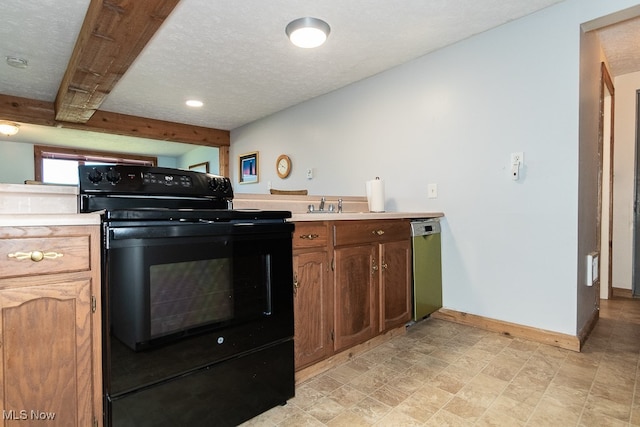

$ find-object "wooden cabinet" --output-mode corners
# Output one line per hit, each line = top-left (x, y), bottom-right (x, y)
(292, 222), (333, 370)
(0, 225), (102, 426)
(292, 218), (413, 370)
(379, 239), (412, 331)
(333, 244), (378, 350)
(333, 220), (411, 352)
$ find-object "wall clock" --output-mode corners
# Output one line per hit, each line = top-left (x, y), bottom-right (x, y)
(276, 154), (291, 179)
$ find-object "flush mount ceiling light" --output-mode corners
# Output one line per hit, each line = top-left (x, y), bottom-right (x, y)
(286, 17), (330, 48)
(5, 56), (28, 69)
(185, 99), (204, 108)
(0, 121), (19, 136)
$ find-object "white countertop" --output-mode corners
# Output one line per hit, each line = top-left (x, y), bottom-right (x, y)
(289, 211), (444, 222)
(0, 183), (78, 195)
(0, 212), (102, 227)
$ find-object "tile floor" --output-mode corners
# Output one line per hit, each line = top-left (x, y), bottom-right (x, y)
(241, 297), (640, 426)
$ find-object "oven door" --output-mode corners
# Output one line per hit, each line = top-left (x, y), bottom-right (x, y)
(103, 220), (294, 396)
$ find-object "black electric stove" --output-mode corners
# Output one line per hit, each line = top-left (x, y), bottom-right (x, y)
(79, 165), (295, 427)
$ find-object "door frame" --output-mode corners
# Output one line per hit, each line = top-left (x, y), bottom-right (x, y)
(633, 90), (640, 296)
(599, 62), (615, 300)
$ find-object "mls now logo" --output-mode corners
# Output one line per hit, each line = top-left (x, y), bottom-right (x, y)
(3, 410), (56, 421)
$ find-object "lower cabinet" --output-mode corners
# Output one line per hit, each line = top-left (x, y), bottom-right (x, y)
(379, 239), (412, 332)
(293, 219), (412, 368)
(333, 244), (378, 351)
(292, 222), (333, 370)
(0, 225), (102, 426)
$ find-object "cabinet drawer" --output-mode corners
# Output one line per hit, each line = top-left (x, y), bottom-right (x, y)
(334, 220), (410, 246)
(0, 236), (91, 279)
(293, 222), (329, 249)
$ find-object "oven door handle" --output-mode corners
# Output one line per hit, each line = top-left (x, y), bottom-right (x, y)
(108, 222), (294, 240)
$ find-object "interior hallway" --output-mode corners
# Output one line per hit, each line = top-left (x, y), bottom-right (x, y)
(242, 297), (640, 426)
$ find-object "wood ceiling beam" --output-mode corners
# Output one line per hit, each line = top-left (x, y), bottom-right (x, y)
(0, 94), (229, 147)
(54, 0), (180, 123)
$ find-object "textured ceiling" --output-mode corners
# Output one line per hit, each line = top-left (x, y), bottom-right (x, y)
(597, 17), (640, 77)
(6, 0), (635, 158)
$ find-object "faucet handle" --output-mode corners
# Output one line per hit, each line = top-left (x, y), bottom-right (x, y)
(337, 198), (343, 213)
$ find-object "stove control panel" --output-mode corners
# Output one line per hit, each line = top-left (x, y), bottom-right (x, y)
(78, 165), (233, 199)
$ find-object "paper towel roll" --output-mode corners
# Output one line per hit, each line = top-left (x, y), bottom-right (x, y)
(366, 177), (385, 212)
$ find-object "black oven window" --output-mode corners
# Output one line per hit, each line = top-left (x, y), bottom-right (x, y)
(148, 254), (271, 339)
(149, 259), (232, 338)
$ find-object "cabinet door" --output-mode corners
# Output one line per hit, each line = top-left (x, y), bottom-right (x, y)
(293, 251), (332, 370)
(380, 239), (412, 331)
(333, 245), (378, 351)
(0, 278), (96, 426)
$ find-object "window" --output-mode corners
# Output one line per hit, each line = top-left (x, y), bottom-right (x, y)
(34, 145), (157, 185)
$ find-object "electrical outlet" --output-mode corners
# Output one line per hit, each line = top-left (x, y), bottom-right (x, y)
(511, 152), (524, 165)
(428, 183), (438, 199)
(306, 168), (313, 179)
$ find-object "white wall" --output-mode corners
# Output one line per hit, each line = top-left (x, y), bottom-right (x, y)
(232, 0), (640, 335)
(612, 71), (640, 291)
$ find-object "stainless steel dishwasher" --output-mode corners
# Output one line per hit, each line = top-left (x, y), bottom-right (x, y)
(411, 219), (442, 321)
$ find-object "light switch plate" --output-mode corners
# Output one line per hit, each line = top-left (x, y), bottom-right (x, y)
(428, 183), (438, 199)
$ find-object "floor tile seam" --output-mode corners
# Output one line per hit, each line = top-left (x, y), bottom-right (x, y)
(433, 344), (513, 425)
(575, 315), (626, 426)
(626, 346), (640, 425)
(290, 390), (374, 426)
(351, 393), (396, 424)
(496, 342), (557, 426)
(276, 401), (328, 426)
(370, 386), (441, 425)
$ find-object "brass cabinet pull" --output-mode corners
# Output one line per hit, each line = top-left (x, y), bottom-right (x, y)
(381, 262), (388, 270)
(8, 251), (64, 262)
(293, 272), (299, 295)
(299, 234), (320, 240)
(371, 259), (379, 275)
(372, 229), (385, 236)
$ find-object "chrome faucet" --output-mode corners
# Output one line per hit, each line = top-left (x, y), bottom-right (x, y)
(337, 198), (343, 213)
(318, 197), (326, 211)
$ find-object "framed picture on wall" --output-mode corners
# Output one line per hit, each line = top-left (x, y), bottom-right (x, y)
(239, 151), (259, 184)
(189, 162), (209, 173)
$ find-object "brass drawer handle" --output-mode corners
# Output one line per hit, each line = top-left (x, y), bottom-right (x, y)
(299, 234), (320, 240)
(372, 229), (385, 236)
(8, 251), (64, 262)
(293, 272), (299, 296)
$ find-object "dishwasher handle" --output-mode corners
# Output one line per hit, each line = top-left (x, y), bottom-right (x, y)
(411, 219), (441, 237)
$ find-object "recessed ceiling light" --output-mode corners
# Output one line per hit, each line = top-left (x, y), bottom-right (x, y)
(186, 99), (203, 108)
(5, 56), (28, 69)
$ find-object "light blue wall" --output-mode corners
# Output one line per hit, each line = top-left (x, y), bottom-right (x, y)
(0, 140), (35, 184)
(231, 0), (640, 335)
(0, 142), (219, 183)
(178, 146), (220, 174)
(158, 156), (178, 168)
